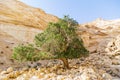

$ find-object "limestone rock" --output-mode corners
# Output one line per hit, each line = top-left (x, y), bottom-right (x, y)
(0, 0), (58, 29)
(105, 35), (120, 56)
(6, 67), (13, 73)
(0, 0), (58, 69)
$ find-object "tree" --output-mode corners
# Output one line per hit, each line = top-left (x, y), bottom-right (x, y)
(34, 15), (89, 68)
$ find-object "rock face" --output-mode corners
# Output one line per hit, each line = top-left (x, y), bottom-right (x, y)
(79, 19), (120, 80)
(0, 23), (42, 42)
(89, 18), (120, 29)
(0, 0), (58, 42)
(0, 0), (58, 29)
(79, 18), (120, 53)
(0, 0), (58, 69)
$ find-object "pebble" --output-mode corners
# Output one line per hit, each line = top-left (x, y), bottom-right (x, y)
(30, 76), (39, 80)
(7, 67), (13, 73)
(102, 73), (112, 80)
(1, 71), (7, 74)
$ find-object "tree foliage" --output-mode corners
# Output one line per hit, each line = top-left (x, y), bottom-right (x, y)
(34, 15), (89, 60)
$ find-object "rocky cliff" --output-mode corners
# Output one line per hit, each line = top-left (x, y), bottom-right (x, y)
(0, 0), (58, 69)
(79, 18), (120, 53)
(0, 0), (58, 42)
(0, 0), (58, 29)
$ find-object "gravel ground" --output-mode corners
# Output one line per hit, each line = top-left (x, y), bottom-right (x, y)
(0, 52), (120, 80)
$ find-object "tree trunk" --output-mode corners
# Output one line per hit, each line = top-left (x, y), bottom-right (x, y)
(60, 58), (70, 69)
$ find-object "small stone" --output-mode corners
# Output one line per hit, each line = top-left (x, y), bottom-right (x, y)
(112, 60), (120, 65)
(38, 73), (44, 78)
(7, 72), (16, 78)
(47, 62), (53, 67)
(27, 62), (37, 68)
(1, 71), (7, 74)
(44, 74), (50, 79)
(40, 68), (46, 72)
(7, 67), (13, 73)
(22, 67), (29, 71)
(50, 73), (56, 77)
(20, 70), (25, 74)
(57, 69), (63, 75)
(36, 63), (41, 66)
(30, 68), (36, 72)
(40, 72), (44, 76)
(14, 72), (20, 77)
(57, 75), (64, 80)
(30, 76), (39, 80)
(102, 73), (112, 80)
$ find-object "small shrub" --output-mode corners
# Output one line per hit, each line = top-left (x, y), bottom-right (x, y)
(12, 44), (40, 62)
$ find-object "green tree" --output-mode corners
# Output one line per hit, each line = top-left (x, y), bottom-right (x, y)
(34, 16), (89, 68)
